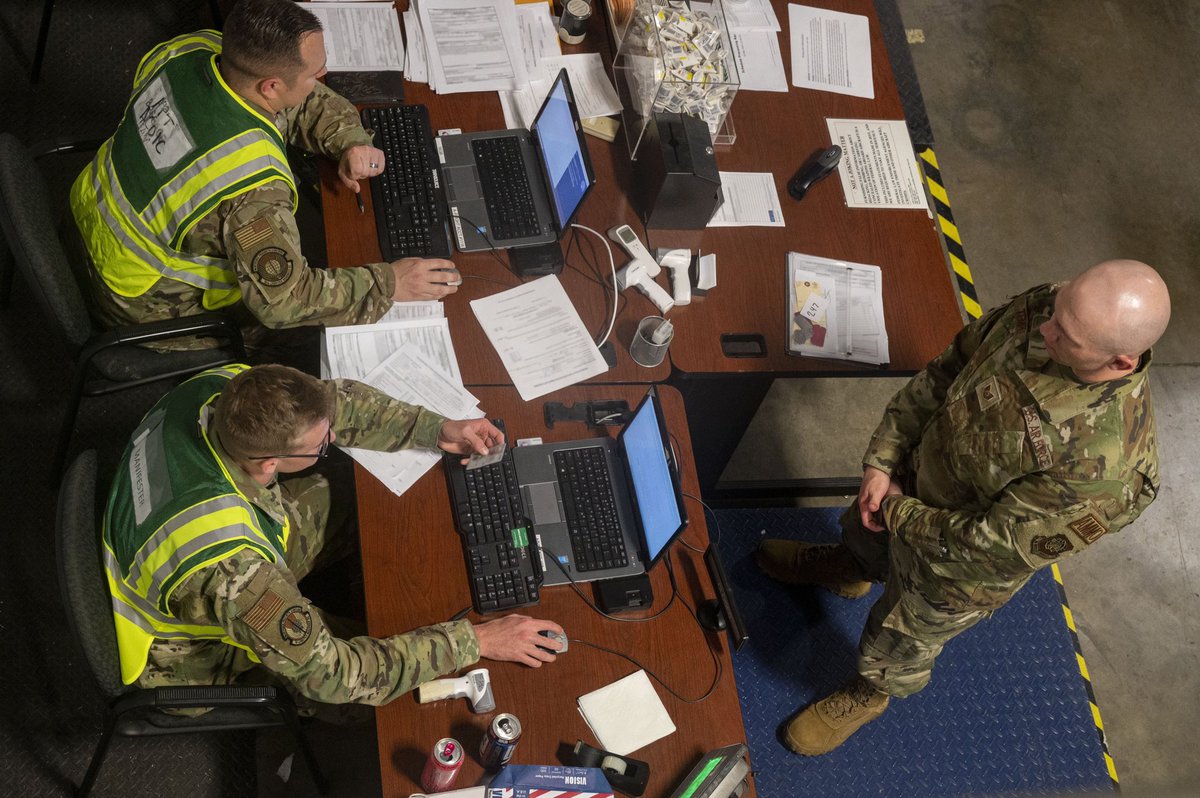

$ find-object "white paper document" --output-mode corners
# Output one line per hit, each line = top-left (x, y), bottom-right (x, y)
(500, 54), (623, 128)
(729, 30), (788, 92)
(788, 4), (874, 98)
(707, 172), (785, 227)
(418, 0), (526, 93)
(342, 345), (482, 498)
(402, 8), (429, 83)
(786, 252), (889, 365)
(322, 318), (462, 382)
(725, 0), (781, 31)
(470, 276), (608, 401)
(377, 300), (445, 323)
(516, 2), (561, 75)
(826, 118), (927, 210)
(307, 3), (406, 71)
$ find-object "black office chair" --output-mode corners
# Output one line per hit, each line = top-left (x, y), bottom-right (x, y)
(0, 132), (245, 483)
(55, 450), (329, 798)
(31, 0), (225, 83)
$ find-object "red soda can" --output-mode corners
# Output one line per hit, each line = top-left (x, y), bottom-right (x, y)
(421, 737), (463, 793)
(479, 713), (522, 771)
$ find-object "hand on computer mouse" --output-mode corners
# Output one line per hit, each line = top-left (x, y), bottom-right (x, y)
(538, 629), (569, 653)
(390, 258), (462, 301)
(474, 615), (565, 668)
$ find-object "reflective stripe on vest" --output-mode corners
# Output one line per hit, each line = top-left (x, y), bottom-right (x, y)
(71, 33), (296, 310)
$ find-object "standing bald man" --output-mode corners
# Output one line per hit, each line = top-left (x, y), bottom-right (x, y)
(758, 260), (1170, 755)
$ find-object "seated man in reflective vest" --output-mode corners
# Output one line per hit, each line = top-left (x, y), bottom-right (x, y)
(71, 0), (460, 355)
(103, 364), (564, 709)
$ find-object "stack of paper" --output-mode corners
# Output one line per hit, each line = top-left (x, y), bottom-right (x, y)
(306, 2), (406, 72)
(403, 0), (528, 94)
(322, 302), (483, 497)
(712, 0), (787, 92)
(786, 252), (890, 365)
(401, 0), (623, 124)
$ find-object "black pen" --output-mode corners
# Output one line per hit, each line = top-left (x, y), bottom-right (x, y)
(355, 187), (365, 214)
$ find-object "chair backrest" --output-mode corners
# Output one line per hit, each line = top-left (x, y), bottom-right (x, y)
(55, 450), (128, 700)
(0, 133), (94, 351)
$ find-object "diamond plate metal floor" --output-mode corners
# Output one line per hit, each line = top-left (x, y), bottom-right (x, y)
(713, 507), (1113, 798)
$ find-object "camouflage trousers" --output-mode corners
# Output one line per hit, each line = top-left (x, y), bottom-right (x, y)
(140, 458), (366, 720)
(841, 503), (1018, 698)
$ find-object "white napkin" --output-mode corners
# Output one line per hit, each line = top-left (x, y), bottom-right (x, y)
(576, 670), (676, 755)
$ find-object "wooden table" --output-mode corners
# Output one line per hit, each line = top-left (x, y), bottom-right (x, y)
(357, 385), (753, 798)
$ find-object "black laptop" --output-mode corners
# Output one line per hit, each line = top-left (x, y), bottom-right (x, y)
(445, 388), (688, 612)
(435, 68), (595, 252)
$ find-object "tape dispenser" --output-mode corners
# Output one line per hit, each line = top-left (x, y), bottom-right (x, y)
(570, 741), (650, 797)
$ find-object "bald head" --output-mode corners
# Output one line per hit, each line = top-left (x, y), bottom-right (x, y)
(1066, 260), (1171, 357)
(1040, 260), (1170, 382)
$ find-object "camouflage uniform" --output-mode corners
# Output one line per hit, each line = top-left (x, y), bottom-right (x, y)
(136, 378), (480, 708)
(845, 283), (1158, 697)
(83, 65), (396, 351)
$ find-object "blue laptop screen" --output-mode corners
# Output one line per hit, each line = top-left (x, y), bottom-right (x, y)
(622, 395), (683, 562)
(533, 75), (591, 229)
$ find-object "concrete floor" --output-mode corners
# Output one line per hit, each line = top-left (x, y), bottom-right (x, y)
(727, 2), (1200, 794)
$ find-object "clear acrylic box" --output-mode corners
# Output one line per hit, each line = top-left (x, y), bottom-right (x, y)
(611, 0), (740, 158)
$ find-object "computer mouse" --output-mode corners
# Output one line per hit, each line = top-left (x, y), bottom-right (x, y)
(538, 630), (568, 653)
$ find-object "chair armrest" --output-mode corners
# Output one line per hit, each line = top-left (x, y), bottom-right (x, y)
(112, 685), (293, 714)
(81, 312), (246, 363)
(31, 137), (107, 160)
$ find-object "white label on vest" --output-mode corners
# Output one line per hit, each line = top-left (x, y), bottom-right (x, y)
(134, 74), (195, 172)
(130, 426), (154, 525)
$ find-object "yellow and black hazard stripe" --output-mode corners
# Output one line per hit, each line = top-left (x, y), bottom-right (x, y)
(919, 148), (982, 320)
(1051, 563), (1120, 790)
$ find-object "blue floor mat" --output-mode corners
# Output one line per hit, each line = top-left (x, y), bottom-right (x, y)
(713, 507), (1113, 798)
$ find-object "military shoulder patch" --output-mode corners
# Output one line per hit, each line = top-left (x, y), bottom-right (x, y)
(279, 605), (313, 646)
(232, 217), (275, 251)
(1068, 513), (1108, 545)
(241, 588), (285, 633)
(251, 247), (294, 287)
(1031, 534), (1074, 560)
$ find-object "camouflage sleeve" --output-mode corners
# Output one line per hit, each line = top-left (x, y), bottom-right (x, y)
(280, 82), (375, 160)
(327, 379), (447, 452)
(179, 551), (480, 706)
(882, 470), (1153, 573)
(219, 184), (397, 327)
(863, 301), (1010, 475)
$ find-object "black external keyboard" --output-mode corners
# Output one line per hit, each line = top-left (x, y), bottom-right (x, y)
(472, 136), (542, 241)
(445, 433), (542, 614)
(553, 447), (629, 572)
(362, 105), (452, 259)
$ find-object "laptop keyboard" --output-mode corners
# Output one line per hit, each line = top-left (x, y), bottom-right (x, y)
(472, 136), (543, 241)
(554, 447), (629, 572)
(362, 105), (453, 259)
(447, 450), (542, 613)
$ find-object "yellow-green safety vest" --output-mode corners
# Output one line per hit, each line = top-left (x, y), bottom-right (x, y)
(103, 364), (292, 684)
(70, 31), (297, 310)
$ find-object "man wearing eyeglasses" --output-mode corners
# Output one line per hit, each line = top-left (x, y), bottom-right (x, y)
(102, 363), (564, 713)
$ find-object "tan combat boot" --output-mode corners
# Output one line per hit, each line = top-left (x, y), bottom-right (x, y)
(755, 540), (872, 599)
(784, 676), (889, 755)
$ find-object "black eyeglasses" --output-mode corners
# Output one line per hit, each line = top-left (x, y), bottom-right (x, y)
(246, 426), (332, 461)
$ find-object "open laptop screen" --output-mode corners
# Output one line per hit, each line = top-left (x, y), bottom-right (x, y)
(620, 390), (686, 564)
(531, 70), (594, 231)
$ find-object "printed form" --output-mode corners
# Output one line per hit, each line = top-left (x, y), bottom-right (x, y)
(707, 172), (785, 227)
(306, 3), (405, 71)
(788, 4), (874, 98)
(418, 0), (526, 93)
(470, 276), (608, 401)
